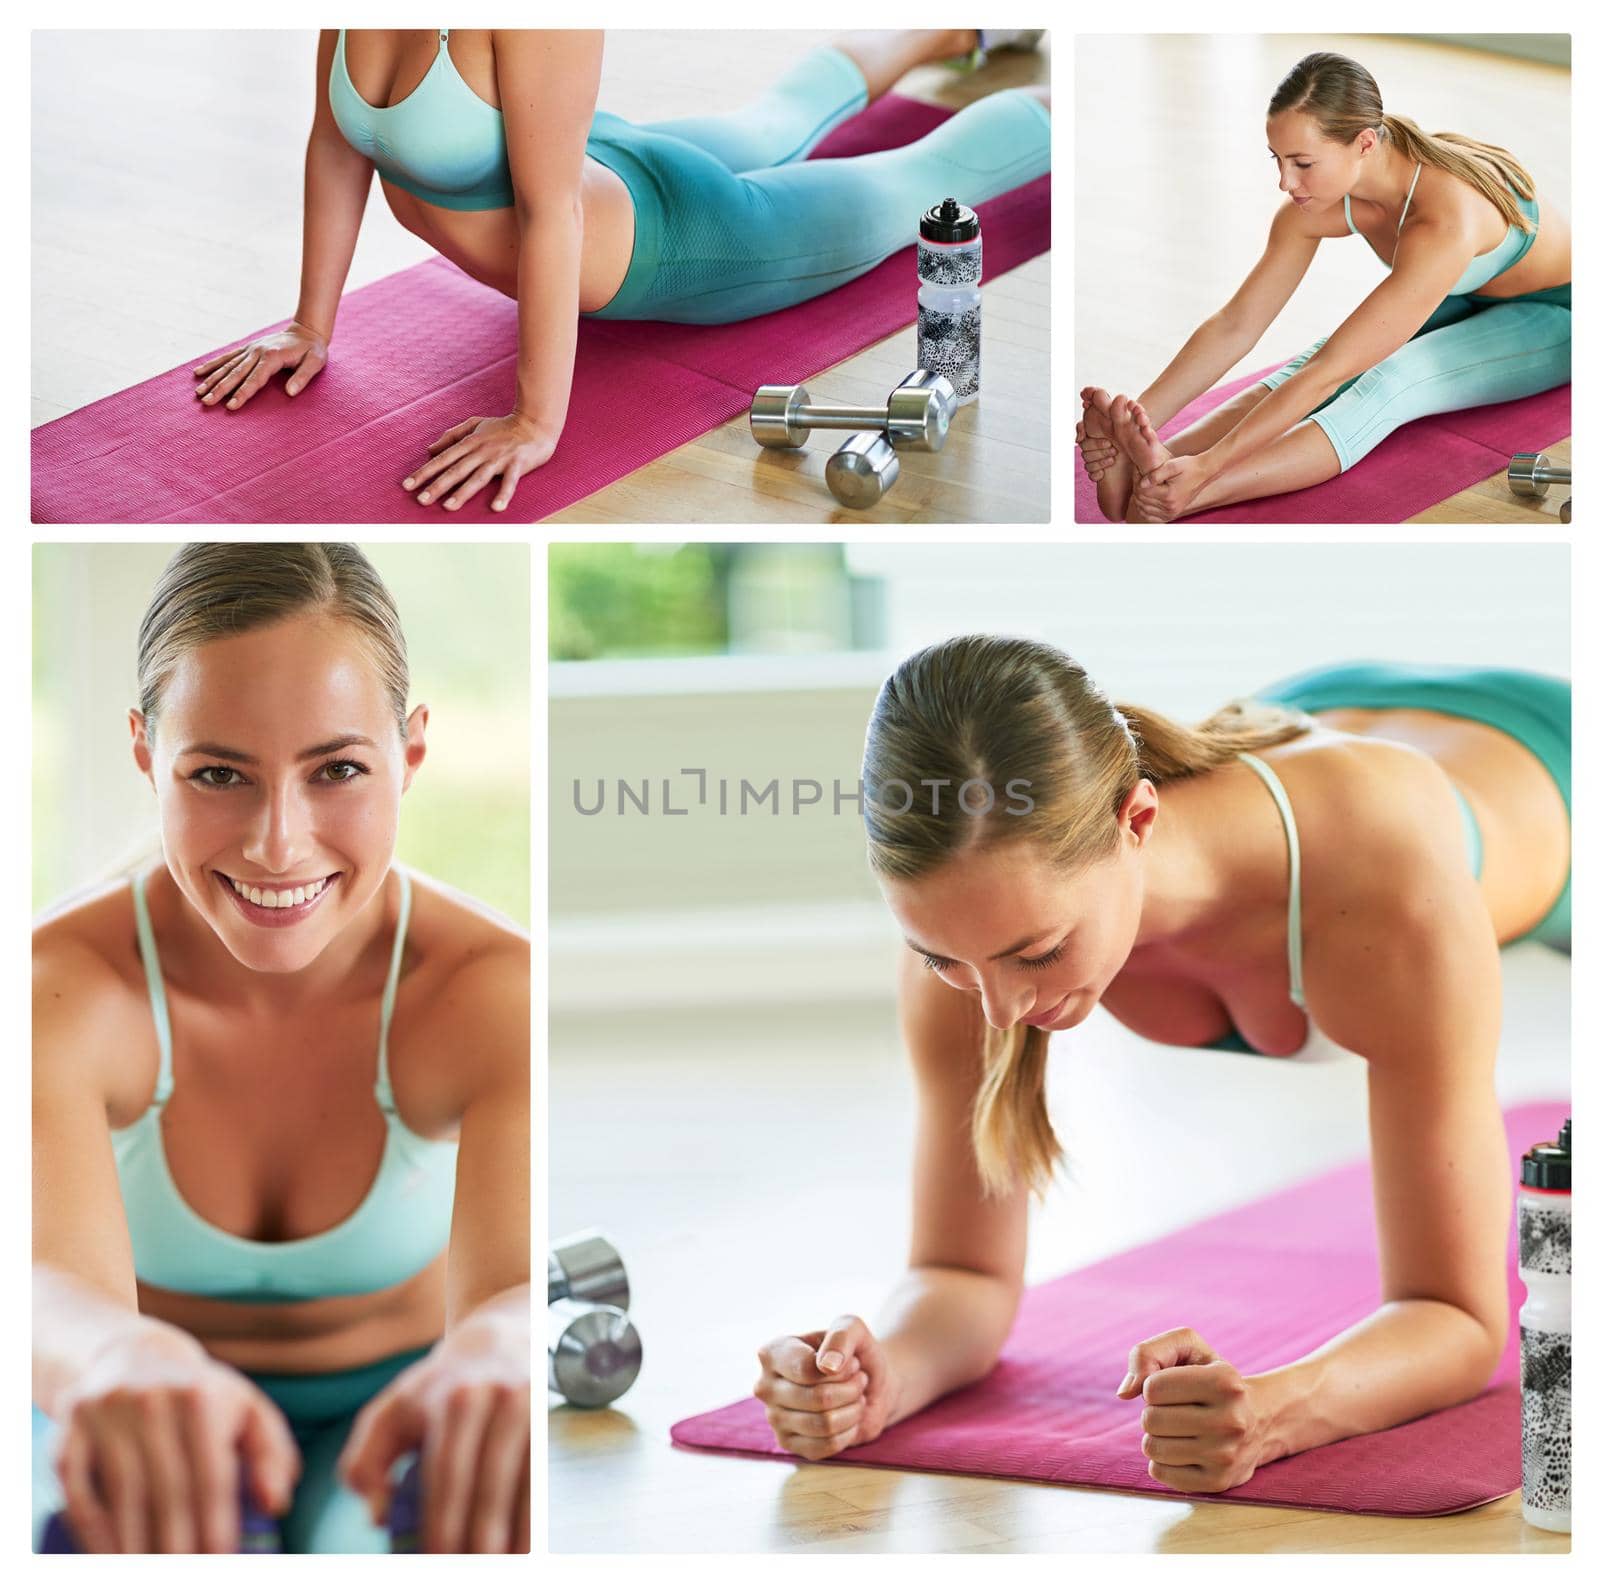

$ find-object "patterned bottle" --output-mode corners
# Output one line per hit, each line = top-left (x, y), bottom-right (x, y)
(1518, 1117), (1571, 1532)
(917, 197), (981, 406)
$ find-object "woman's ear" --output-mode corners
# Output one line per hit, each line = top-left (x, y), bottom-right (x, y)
(128, 709), (154, 783)
(401, 704), (430, 790)
(1120, 778), (1159, 846)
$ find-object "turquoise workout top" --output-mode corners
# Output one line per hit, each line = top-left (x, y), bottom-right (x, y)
(110, 867), (458, 1304)
(330, 29), (515, 211)
(1344, 160), (1538, 296)
(1211, 750), (1482, 1054)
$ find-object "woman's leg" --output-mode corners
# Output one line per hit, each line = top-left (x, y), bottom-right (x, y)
(591, 87), (1051, 324)
(638, 34), (982, 174)
(1118, 297), (1570, 518)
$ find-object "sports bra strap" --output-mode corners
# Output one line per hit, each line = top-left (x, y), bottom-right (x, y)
(1342, 193), (1357, 235)
(440, 29), (449, 42)
(375, 867), (414, 1115)
(1396, 161), (1423, 233)
(130, 872), (175, 1106)
(1234, 754), (1307, 1011)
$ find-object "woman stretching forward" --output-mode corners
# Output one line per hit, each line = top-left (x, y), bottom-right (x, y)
(1078, 52), (1569, 522)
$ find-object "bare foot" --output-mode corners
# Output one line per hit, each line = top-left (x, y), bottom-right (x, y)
(1107, 394), (1172, 477)
(1081, 387), (1134, 521)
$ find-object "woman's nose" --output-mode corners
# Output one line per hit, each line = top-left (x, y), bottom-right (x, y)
(976, 972), (1029, 1032)
(241, 784), (310, 872)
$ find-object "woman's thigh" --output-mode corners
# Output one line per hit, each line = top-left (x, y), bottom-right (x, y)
(1308, 300), (1571, 471)
(590, 88), (1050, 323)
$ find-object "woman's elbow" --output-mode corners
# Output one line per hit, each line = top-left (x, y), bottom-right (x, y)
(514, 191), (585, 234)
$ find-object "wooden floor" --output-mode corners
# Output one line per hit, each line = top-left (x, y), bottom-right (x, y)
(1075, 34), (1570, 527)
(30, 30), (1049, 524)
(549, 949), (1571, 1555)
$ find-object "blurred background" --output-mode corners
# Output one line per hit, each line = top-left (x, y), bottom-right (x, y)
(548, 541), (1571, 1551)
(33, 542), (529, 928)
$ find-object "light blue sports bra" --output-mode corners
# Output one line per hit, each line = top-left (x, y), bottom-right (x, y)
(330, 29), (515, 211)
(1213, 751), (1483, 1053)
(1344, 160), (1539, 296)
(111, 867), (458, 1304)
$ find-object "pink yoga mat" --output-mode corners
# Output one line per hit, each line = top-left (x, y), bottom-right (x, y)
(1073, 370), (1570, 524)
(671, 1100), (1567, 1517)
(32, 96), (1049, 525)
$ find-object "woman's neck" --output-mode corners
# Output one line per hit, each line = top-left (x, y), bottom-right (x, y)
(1349, 135), (1416, 217)
(146, 866), (397, 1014)
(1130, 765), (1290, 952)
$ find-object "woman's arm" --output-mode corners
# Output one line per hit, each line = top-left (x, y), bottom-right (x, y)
(1247, 784), (1508, 1460)
(192, 31), (372, 411)
(400, 31), (605, 513)
(877, 946), (1029, 1425)
(295, 29), (377, 344)
(1135, 200), (1322, 429)
(1185, 210), (1479, 483)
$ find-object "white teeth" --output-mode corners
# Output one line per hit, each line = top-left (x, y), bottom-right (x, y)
(230, 876), (330, 909)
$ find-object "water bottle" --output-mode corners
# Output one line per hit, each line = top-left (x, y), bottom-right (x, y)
(1518, 1117), (1570, 1532)
(917, 197), (981, 406)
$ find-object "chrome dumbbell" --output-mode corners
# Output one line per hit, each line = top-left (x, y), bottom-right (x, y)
(750, 369), (956, 452)
(548, 1229), (630, 1311)
(549, 1299), (643, 1408)
(1508, 452), (1571, 499)
(827, 432), (900, 510)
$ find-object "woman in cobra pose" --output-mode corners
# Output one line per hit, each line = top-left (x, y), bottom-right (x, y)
(753, 637), (1568, 1490)
(32, 544), (530, 1552)
(190, 30), (1050, 513)
(1076, 52), (1570, 522)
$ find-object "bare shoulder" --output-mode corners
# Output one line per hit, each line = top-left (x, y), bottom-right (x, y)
(1267, 730), (1469, 917)
(897, 942), (986, 1090)
(1274, 194), (1350, 242)
(33, 879), (158, 1122)
(402, 870), (530, 1102)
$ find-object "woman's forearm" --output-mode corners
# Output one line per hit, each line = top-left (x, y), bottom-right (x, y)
(1198, 361), (1344, 479)
(512, 201), (584, 432)
(32, 1264), (202, 1420)
(878, 1264), (1021, 1426)
(1248, 1298), (1502, 1464)
(1135, 314), (1259, 430)
(294, 129), (375, 342)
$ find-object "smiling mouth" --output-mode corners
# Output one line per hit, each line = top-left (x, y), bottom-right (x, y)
(1023, 993), (1070, 1028)
(217, 870), (340, 927)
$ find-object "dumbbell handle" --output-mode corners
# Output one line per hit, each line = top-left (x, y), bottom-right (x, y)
(790, 403), (908, 431)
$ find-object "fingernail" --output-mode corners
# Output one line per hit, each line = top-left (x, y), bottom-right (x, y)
(1117, 1373), (1136, 1394)
(819, 1351), (844, 1372)
(402, 478), (415, 489)
(418, 492), (430, 503)
(227, 398), (238, 409)
(445, 499), (458, 510)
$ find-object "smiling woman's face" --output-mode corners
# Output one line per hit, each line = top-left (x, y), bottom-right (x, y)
(130, 611), (424, 974)
(880, 824), (1148, 1034)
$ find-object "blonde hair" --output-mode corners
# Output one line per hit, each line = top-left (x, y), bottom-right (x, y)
(1270, 51), (1536, 234)
(863, 635), (1311, 1199)
(137, 543), (410, 739)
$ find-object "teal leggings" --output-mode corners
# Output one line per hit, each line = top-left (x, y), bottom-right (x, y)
(32, 1345), (430, 1554)
(582, 47), (1051, 323)
(1261, 284), (1572, 471)
(1260, 661), (1571, 952)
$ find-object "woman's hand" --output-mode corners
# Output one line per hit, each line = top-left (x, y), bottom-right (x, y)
(337, 1308), (530, 1553)
(51, 1327), (301, 1554)
(1130, 451), (1214, 522)
(192, 322), (328, 411)
(1116, 1327), (1269, 1494)
(1075, 417), (1120, 481)
(754, 1315), (900, 1462)
(402, 413), (559, 514)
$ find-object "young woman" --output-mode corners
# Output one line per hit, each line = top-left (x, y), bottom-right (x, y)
(1076, 51), (1570, 522)
(189, 29), (1050, 514)
(754, 637), (1568, 1491)
(32, 544), (530, 1553)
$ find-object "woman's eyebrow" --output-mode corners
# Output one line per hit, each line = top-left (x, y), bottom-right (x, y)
(176, 733), (378, 763)
(1267, 145), (1309, 158)
(906, 928), (1057, 962)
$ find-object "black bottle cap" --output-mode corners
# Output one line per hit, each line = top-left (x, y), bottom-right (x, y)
(1521, 1117), (1571, 1190)
(920, 197), (979, 243)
